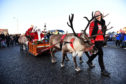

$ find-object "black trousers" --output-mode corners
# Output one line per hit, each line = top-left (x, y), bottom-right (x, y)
(88, 41), (105, 71)
(116, 40), (120, 47)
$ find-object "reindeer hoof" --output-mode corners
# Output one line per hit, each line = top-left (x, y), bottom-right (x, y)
(51, 59), (57, 63)
(80, 60), (83, 64)
(61, 63), (64, 68)
(75, 67), (81, 72)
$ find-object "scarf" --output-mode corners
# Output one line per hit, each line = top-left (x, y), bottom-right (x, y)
(91, 19), (106, 39)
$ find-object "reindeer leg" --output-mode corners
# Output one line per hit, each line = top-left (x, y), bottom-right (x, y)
(61, 51), (66, 68)
(72, 53), (81, 72)
(50, 48), (56, 63)
(79, 57), (83, 63)
(20, 44), (23, 51)
(65, 53), (69, 61)
(78, 51), (83, 63)
(23, 44), (26, 51)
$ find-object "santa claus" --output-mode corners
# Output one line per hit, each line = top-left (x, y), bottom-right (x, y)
(25, 25), (44, 42)
(33, 28), (44, 42)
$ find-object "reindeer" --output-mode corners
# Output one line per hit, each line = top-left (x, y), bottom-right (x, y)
(49, 13), (100, 72)
(18, 34), (28, 51)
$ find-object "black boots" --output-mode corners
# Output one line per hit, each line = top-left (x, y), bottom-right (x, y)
(87, 61), (95, 68)
(101, 70), (110, 77)
(87, 61), (110, 77)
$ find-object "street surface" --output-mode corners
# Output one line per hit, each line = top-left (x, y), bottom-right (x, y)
(0, 41), (126, 84)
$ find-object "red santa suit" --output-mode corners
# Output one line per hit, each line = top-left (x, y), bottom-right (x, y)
(25, 27), (44, 42)
(33, 32), (44, 42)
(25, 27), (33, 36)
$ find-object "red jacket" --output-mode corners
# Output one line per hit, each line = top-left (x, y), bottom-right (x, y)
(25, 27), (33, 36)
(89, 21), (104, 43)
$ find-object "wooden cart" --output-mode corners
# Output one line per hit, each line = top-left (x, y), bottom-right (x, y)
(28, 40), (50, 56)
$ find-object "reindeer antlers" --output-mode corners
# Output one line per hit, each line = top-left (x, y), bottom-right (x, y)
(103, 13), (109, 18)
(83, 12), (103, 34)
(67, 14), (77, 36)
(83, 12), (96, 40)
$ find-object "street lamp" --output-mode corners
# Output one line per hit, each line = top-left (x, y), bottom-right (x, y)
(13, 17), (19, 34)
(44, 23), (46, 31)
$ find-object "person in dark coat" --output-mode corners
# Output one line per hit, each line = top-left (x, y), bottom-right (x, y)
(115, 31), (121, 47)
(121, 32), (126, 48)
(87, 11), (110, 76)
(0, 33), (6, 47)
(6, 33), (11, 47)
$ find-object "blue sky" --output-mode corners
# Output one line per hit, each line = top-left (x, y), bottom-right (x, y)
(0, 0), (126, 34)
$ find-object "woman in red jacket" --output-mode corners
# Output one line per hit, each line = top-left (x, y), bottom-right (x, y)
(87, 11), (110, 76)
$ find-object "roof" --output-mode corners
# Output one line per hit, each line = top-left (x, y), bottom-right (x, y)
(49, 29), (64, 33)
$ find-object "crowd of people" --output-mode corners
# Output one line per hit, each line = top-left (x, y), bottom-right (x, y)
(0, 25), (63, 48)
(0, 33), (19, 48)
(115, 31), (126, 48)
